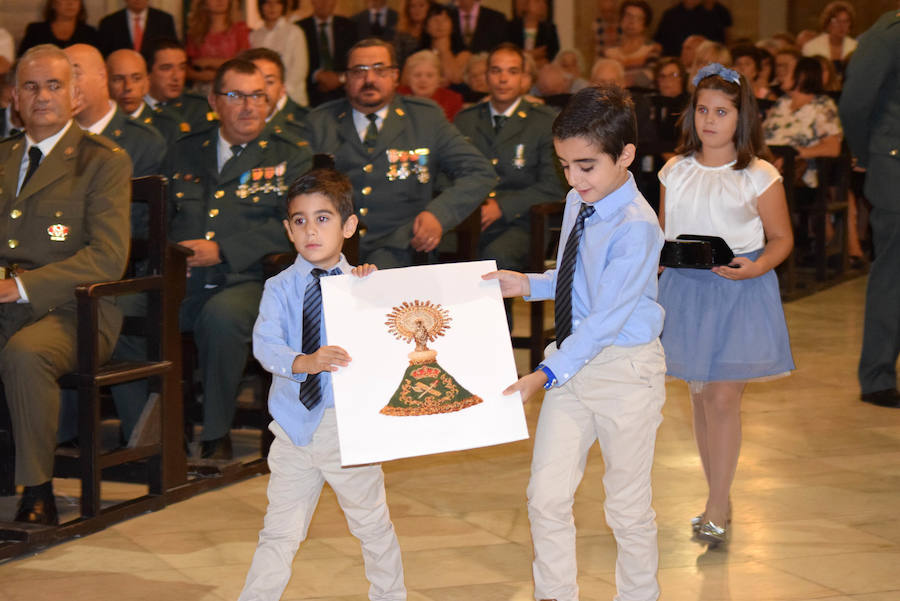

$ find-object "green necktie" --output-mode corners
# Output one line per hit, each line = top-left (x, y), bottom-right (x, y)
(364, 113), (378, 147)
(318, 22), (333, 71)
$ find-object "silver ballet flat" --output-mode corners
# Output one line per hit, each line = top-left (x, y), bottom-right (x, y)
(691, 514), (704, 531)
(695, 520), (727, 545)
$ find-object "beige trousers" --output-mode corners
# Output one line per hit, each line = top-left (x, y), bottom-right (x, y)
(528, 340), (666, 601)
(238, 409), (406, 601)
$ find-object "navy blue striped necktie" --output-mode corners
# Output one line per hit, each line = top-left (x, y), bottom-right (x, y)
(554, 203), (595, 348)
(299, 267), (341, 409)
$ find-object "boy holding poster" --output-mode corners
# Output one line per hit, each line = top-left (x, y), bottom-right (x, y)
(484, 85), (667, 601)
(238, 169), (406, 601)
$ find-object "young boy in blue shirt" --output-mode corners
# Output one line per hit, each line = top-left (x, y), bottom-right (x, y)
(238, 169), (406, 601)
(485, 86), (667, 601)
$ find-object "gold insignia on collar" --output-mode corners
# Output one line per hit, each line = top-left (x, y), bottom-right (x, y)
(395, 108), (405, 116)
(12, 142), (20, 150)
(206, 111), (218, 121)
(338, 112), (347, 119)
(274, 126), (282, 133)
(259, 140), (268, 149)
(144, 117), (152, 124)
(202, 139), (210, 147)
(297, 141), (308, 147)
(180, 122), (191, 132)
(64, 146), (74, 156)
(287, 114), (294, 121)
(517, 111), (527, 118)
(114, 129), (122, 137)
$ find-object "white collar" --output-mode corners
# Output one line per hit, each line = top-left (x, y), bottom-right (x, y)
(489, 97), (521, 120)
(25, 120), (74, 158)
(84, 100), (118, 135)
(130, 102), (146, 119)
(126, 8), (149, 22)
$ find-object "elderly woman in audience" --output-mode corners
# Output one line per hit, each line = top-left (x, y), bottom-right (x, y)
(652, 57), (688, 158)
(686, 40), (730, 89)
(394, 0), (434, 67)
(18, 0), (99, 54)
(590, 57), (626, 88)
(553, 48), (590, 93)
(454, 52), (488, 103)
(250, 0), (308, 105)
(508, 0), (559, 67)
(186, 0), (250, 91)
(732, 45), (775, 100)
(419, 3), (469, 85)
(802, 1), (856, 78)
(679, 34), (706, 70)
(764, 57), (842, 189)
(399, 49), (463, 120)
(604, 0), (660, 89)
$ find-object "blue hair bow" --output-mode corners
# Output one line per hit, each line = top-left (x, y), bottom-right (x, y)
(692, 63), (741, 87)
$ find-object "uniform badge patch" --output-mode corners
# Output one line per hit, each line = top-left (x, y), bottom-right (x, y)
(48, 224), (70, 241)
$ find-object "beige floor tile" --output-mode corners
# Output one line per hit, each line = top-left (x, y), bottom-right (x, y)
(658, 560), (840, 600)
(769, 552), (900, 595)
(1, 568), (221, 601)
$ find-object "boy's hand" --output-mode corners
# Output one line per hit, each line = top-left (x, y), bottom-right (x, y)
(351, 263), (378, 277)
(482, 270), (531, 298)
(503, 371), (548, 403)
(292, 346), (351, 375)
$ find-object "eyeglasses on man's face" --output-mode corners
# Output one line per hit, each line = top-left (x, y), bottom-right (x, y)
(346, 63), (399, 79)
(215, 90), (268, 105)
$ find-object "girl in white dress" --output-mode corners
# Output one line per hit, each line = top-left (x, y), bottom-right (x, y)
(658, 63), (795, 545)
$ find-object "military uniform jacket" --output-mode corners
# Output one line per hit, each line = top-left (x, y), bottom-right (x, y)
(166, 125), (312, 294)
(0, 124), (132, 318)
(136, 102), (187, 147)
(307, 95), (496, 249)
(839, 10), (900, 209)
(270, 96), (310, 140)
(162, 93), (217, 136)
(102, 106), (167, 177)
(454, 99), (566, 229)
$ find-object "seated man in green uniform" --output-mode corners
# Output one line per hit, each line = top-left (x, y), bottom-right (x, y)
(454, 42), (567, 272)
(65, 44), (166, 179)
(307, 38), (496, 268)
(239, 47), (309, 138)
(140, 37), (214, 135)
(107, 48), (183, 147)
(113, 58), (313, 459)
(0, 44), (132, 524)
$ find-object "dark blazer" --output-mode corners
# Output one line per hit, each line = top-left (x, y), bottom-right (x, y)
(17, 21), (99, 55)
(507, 18), (559, 62)
(351, 8), (398, 41)
(297, 16), (359, 107)
(97, 7), (177, 56)
(450, 5), (509, 54)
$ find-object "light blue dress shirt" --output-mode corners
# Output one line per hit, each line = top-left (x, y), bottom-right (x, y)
(253, 253), (351, 446)
(526, 173), (665, 386)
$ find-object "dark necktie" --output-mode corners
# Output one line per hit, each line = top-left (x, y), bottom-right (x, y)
(554, 203), (595, 348)
(299, 267), (341, 409)
(493, 114), (507, 134)
(318, 22), (333, 71)
(221, 144), (242, 172)
(371, 11), (384, 36)
(21, 146), (43, 192)
(364, 113), (378, 147)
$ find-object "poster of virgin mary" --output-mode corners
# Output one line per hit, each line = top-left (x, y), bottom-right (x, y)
(320, 260), (528, 466)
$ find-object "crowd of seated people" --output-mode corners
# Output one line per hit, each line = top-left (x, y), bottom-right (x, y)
(0, 0), (877, 525)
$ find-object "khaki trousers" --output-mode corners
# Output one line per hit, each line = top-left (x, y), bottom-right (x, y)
(238, 409), (406, 601)
(528, 340), (666, 601)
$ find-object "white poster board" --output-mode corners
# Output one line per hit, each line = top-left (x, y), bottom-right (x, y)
(320, 260), (528, 466)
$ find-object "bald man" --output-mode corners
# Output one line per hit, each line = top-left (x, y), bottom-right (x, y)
(65, 44), (166, 180)
(107, 48), (183, 146)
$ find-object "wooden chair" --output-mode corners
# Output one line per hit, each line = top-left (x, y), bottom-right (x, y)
(511, 202), (565, 368)
(0, 176), (187, 533)
(768, 145), (798, 296)
(798, 152), (852, 281)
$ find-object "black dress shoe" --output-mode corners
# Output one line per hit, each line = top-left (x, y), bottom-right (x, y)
(861, 389), (900, 408)
(14, 482), (59, 526)
(200, 434), (233, 460)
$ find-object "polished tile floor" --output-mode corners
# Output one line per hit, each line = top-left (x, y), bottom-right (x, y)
(2, 276), (900, 601)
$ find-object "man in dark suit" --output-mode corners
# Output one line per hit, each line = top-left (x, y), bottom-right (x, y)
(840, 9), (900, 408)
(451, 0), (509, 54)
(297, 0), (358, 107)
(97, 0), (178, 56)
(351, 0), (398, 41)
(1, 45), (132, 524)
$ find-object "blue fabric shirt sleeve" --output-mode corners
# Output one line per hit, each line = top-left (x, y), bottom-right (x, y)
(540, 219), (663, 385)
(253, 276), (308, 384)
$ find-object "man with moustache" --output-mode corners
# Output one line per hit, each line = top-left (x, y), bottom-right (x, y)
(0, 44), (131, 524)
(307, 38), (495, 268)
(113, 58), (312, 457)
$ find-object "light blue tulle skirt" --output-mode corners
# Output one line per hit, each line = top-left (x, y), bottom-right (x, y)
(658, 250), (795, 382)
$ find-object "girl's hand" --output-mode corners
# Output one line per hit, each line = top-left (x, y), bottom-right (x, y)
(482, 270), (531, 298)
(711, 256), (764, 280)
(351, 264), (377, 277)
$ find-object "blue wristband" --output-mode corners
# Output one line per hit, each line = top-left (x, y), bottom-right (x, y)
(535, 364), (557, 390)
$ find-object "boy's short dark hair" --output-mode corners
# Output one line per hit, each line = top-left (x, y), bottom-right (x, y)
(213, 58), (260, 94)
(142, 37), (184, 71)
(552, 85), (636, 160)
(286, 169), (355, 222)
(238, 47), (286, 83)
